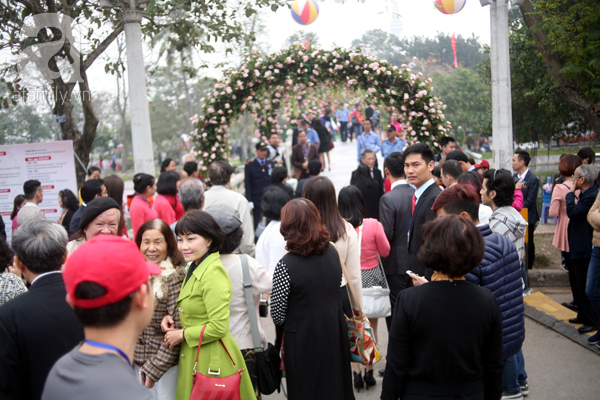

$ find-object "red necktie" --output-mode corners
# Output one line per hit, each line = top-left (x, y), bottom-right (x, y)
(412, 194), (417, 215)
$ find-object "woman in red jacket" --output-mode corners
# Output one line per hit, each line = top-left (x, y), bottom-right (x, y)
(154, 171), (185, 225)
(129, 173), (158, 238)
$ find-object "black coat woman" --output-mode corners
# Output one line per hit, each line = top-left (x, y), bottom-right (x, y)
(381, 215), (503, 400)
(270, 198), (354, 400)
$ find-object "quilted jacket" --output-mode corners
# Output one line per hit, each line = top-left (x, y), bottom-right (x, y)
(466, 224), (525, 360)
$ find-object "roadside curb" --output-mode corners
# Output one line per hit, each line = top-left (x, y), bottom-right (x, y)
(524, 293), (600, 356)
(529, 269), (569, 287)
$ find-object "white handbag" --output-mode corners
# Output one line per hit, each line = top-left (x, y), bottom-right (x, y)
(358, 223), (392, 319)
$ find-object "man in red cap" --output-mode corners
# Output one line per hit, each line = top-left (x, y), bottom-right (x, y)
(43, 235), (162, 400)
(475, 159), (490, 175)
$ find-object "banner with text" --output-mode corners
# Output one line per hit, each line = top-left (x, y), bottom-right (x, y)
(0, 141), (78, 245)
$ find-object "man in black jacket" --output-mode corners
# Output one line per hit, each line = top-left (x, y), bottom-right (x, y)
(566, 164), (600, 333)
(379, 152), (414, 332)
(404, 143), (442, 280)
(0, 219), (84, 400)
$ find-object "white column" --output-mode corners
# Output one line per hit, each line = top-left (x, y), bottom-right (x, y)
(490, 0), (514, 169)
(121, 9), (155, 175)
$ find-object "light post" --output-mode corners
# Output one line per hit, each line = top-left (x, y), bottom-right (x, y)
(101, 0), (155, 175)
(480, 0), (523, 168)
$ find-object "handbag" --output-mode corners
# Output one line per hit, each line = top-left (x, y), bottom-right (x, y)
(190, 326), (243, 400)
(240, 255), (281, 395)
(331, 243), (382, 367)
(358, 224), (392, 319)
(329, 142), (335, 150)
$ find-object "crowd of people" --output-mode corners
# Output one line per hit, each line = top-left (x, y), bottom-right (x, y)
(1, 118), (600, 400)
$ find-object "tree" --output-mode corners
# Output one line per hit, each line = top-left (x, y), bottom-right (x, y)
(0, 103), (54, 145)
(430, 67), (491, 138)
(284, 31), (319, 48)
(519, 0), (600, 136)
(0, 0), (281, 186)
(352, 30), (485, 71)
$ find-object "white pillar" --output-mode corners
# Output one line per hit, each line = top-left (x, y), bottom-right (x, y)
(121, 9), (155, 175)
(490, 0), (514, 169)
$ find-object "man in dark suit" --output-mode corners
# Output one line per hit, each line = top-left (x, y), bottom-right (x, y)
(350, 149), (384, 188)
(291, 130), (319, 180)
(379, 152), (415, 331)
(245, 141), (276, 230)
(350, 149), (384, 219)
(0, 219), (84, 400)
(405, 143), (442, 280)
(295, 160), (321, 198)
(512, 150), (539, 270)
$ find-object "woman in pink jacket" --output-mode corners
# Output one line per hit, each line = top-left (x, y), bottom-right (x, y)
(153, 171), (185, 225)
(338, 185), (390, 392)
(129, 173), (158, 238)
(549, 155), (581, 309)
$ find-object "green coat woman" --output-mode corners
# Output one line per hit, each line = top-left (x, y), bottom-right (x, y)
(174, 252), (255, 399)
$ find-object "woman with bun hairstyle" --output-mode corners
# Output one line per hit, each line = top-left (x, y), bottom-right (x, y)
(129, 173), (158, 238)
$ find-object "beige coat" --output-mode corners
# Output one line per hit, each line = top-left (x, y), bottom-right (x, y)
(586, 191), (600, 247)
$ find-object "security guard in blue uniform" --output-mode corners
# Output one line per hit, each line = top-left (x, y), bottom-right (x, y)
(245, 141), (276, 230)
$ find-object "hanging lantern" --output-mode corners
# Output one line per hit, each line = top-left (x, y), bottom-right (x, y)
(291, 0), (320, 26)
(434, 0), (467, 15)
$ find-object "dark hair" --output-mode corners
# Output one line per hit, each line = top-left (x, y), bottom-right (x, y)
(431, 184), (480, 222)
(432, 167), (441, 179)
(302, 176), (347, 242)
(59, 189), (79, 212)
(208, 161), (234, 186)
(445, 150), (469, 164)
(81, 179), (104, 203)
(183, 161), (198, 177)
(135, 219), (185, 266)
(577, 147), (595, 164)
(559, 154), (582, 178)
(313, 118), (324, 129)
(157, 171), (179, 196)
(220, 227), (244, 254)
(160, 158), (175, 173)
(261, 186), (291, 221)
(0, 236), (13, 271)
(338, 186), (366, 229)
(457, 171), (484, 193)
(133, 173), (155, 194)
(103, 175), (125, 235)
(468, 157), (476, 165)
(441, 160), (462, 180)
(23, 179), (41, 200)
(308, 160), (322, 176)
(483, 169), (515, 207)
(73, 282), (135, 327)
(383, 152), (405, 178)
(104, 175), (124, 210)
(270, 166), (288, 184)
(280, 198), (330, 257)
(87, 166), (101, 177)
(354, 163), (376, 187)
(10, 194), (26, 220)
(174, 210), (225, 254)
(403, 143), (435, 165)
(440, 136), (456, 147)
(417, 216), (485, 278)
(515, 150), (531, 167)
(361, 149), (375, 160)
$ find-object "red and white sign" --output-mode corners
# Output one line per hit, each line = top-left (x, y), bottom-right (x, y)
(0, 141), (77, 244)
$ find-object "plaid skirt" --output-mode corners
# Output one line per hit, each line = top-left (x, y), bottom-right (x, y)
(361, 266), (387, 289)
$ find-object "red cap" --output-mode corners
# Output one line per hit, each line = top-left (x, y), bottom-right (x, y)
(64, 235), (162, 309)
(474, 159), (490, 169)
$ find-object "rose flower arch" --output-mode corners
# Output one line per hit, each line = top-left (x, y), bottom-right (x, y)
(190, 43), (452, 173)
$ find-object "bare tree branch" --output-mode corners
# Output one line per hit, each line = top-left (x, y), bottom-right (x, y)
(82, 22), (123, 71)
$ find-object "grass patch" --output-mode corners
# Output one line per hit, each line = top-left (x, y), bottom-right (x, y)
(534, 253), (551, 267)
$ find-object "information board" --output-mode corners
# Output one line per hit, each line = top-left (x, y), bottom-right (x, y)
(0, 141), (78, 244)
